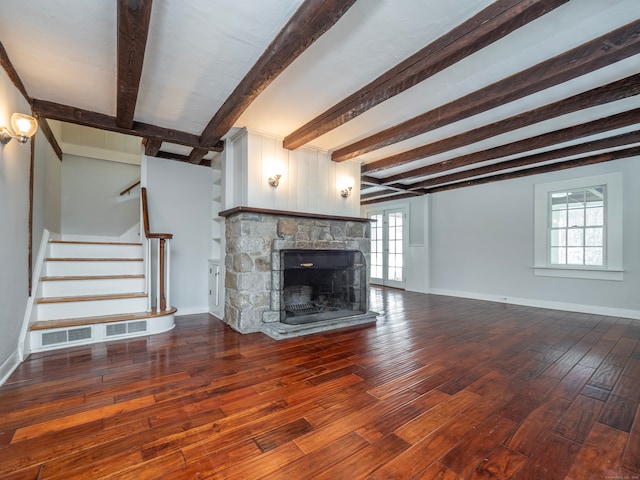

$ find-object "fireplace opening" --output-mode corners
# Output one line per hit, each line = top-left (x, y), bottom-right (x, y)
(281, 250), (366, 325)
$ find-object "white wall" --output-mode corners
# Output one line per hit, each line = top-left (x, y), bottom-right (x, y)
(145, 157), (212, 315)
(61, 155), (140, 238)
(0, 70), (31, 383)
(32, 128), (62, 267)
(430, 157), (640, 318)
(224, 129), (361, 217)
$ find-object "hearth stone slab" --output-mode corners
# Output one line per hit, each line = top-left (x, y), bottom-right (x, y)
(261, 311), (378, 340)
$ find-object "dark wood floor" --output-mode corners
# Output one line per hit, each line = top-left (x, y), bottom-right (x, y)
(1, 287), (639, 479)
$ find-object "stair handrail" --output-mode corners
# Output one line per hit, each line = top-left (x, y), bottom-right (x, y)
(141, 187), (173, 312)
(120, 179), (141, 196)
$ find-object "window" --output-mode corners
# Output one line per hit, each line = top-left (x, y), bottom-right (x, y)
(534, 172), (623, 281)
(549, 186), (604, 266)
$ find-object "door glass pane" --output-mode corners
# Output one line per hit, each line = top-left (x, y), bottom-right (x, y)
(370, 214), (383, 279)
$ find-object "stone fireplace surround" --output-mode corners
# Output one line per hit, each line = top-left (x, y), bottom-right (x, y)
(219, 207), (377, 339)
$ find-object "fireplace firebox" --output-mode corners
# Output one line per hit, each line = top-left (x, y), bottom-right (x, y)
(281, 250), (366, 324)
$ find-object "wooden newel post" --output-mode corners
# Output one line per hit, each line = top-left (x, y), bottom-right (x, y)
(159, 238), (166, 311)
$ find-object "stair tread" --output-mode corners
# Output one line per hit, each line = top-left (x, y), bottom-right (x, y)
(49, 240), (142, 246)
(30, 307), (177, 330)
(37, 293), (148, 304)
(42, 275), (145, 281)
(45, 258), (143, 262)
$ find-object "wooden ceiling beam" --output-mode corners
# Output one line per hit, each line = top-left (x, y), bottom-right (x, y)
(365, 73), (640, 175)
(153, 150), (211, 167)
(410, 130), (640, 190)
(334, 19), (640, 162)
(191, 0), (357, 164)
(31, 99), (224, 151)
(143, 137), (162, 156)
(0, 40), (30, 102)
(116, 0), (153, 129)
(283, 0), (567, 150)
(378, 106), (640, 185)
(423, 145), (640, 194)
(360, 175), (420, 197)
(361, 192), (422, 206)
(35, 117), (63, 161)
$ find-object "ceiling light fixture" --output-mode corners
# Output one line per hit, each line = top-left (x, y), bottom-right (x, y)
(1, 113), (38, 145)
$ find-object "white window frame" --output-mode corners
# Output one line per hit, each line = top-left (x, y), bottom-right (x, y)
(533, 172), (623, 281)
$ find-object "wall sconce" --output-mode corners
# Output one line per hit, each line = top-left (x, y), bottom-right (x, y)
(1, 113), (38, 145)
(268, 174), (281, 187)
(340, 186), (352, 198)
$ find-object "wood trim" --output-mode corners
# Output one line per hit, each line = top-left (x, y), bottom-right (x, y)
(42, 275), (145, 281)
(196, 0), (357, 161)
(49, 240), (142, 246)
(28, 134), (34, 297)
(409, 130), (640, 190)
(0, 40), (30, 102)
(36, 292), (148, 304)
(141, 187), (173, 239)
(31, 99), (224, 151)
(29, 307), (177, 330)
(334, 19), (640, 162)
(116, 0), (153, 129)
(381, 107), (640, 183)
(423, 145), (640, 194)
(364, 73), (640, 174)
(283, 0), (567, 150)
(219, 205), (371, 223)
(35, 117), (63, 161)
(45, 257), (144, 262)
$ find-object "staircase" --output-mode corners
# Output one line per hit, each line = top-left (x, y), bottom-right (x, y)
(29, 239), (175, 353)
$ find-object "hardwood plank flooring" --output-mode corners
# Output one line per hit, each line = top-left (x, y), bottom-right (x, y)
(1, 287), (639, 479)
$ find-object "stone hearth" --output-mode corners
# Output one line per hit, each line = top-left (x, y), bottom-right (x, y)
(220, 207), (376, 339)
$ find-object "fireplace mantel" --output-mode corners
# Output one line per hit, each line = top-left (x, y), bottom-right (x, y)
(220, 206), (371, 223)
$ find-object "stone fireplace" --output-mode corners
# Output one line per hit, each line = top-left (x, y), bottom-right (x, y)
(219, 207), (376, 339)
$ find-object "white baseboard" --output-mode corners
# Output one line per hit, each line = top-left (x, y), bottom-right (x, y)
(0, 349), (21, 387)
(429, 288), (640, 320)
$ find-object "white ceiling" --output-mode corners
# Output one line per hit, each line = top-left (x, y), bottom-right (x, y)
(0, 0), (639, 200)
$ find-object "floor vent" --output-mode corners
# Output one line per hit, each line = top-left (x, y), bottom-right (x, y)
(42, 327), (92, 346)
(106, 320), (148, 337)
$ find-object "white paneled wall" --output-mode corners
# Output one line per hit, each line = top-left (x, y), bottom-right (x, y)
(224, 129), (361, 217)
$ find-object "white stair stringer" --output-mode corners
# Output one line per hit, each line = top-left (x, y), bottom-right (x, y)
(29, 239), (175, 353)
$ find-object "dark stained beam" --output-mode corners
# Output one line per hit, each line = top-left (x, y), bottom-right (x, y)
(334, 19), (640, 162)
(364, 73), (640, 175)
(31, 99), (224, 151)
(379, 107), (640, 183)
(0, 40), (30, 102)
(410, 130), (640, 189)
(116, 0), (153, 129)
(360, 175), (420, 196)
(154, 150), (212, 168)
(191, 0), (358, 164)
(283, 0), (568, 150)
(361, 192), (422, 206)
(34, 116), (63, 161)
(143, 137), (162, 156)
(423, 145), (640, 194)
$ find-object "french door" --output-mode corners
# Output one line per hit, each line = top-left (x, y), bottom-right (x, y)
(368, 207), (406, 288)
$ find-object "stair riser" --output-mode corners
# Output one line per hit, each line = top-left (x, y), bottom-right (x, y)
(37, 297), (149, 321)
(46, 261), (144, 277)
(41, 278), (146, 298)
(49, 243), (143, 258)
